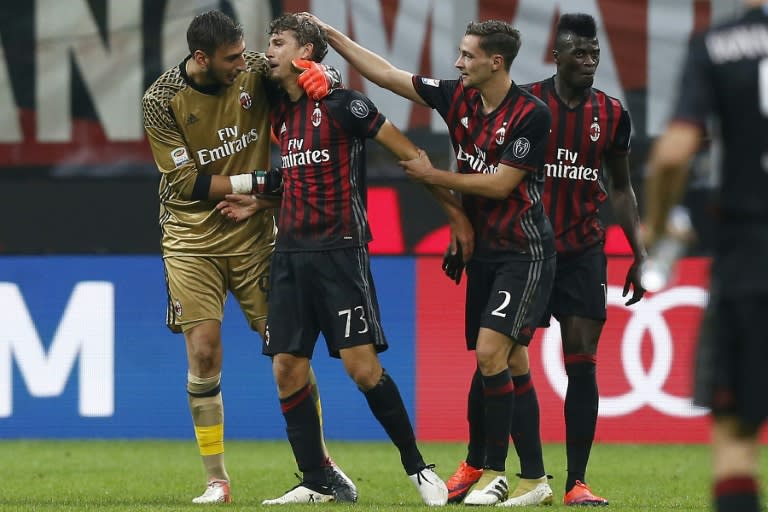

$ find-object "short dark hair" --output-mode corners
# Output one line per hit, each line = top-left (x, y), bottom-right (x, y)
(268, 13), (328, 62)
(187, 10), (244, 55)
(556, 13), (597, 46)
(464, 20), (521, 72)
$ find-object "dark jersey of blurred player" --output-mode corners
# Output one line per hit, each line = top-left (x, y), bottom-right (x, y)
(524, 78), (631, 254)
(412, 77), (554, 261)
(270, 89), (384, 251)
(675, 6), (768, 296)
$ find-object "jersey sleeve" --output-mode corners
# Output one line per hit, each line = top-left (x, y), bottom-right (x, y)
(671, 33), (713, 128)
(331, 89), (386, 138)
(608, 108), (632, 156)
(412, 75), (460, 117)
(499, 104), (552, 172)
(141, 90), (200, 200)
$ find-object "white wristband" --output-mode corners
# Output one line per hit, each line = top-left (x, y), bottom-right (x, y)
(229, 174), (252, 194)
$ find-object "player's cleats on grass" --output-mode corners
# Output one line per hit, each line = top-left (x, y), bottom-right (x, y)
(262, 478), (335, 505)
(192, 479), (231, 504)
(408, 464), (449, 506)
(326, 459), (358, 503)
(446, 461), (483, 504)
(563, 481), (608, 506)
(498, 474), (553, 507)
(463, 470), (508, 506)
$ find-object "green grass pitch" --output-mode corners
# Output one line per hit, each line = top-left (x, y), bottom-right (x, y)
(1, 439), (764, 511)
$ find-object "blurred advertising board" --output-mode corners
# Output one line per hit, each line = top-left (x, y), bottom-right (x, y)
(0, 254), (718, 443)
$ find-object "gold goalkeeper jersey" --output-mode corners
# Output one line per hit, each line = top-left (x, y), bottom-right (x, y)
(143, 51), (274, 256)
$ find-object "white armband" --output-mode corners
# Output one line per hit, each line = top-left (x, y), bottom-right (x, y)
(229, 173), (253, 194)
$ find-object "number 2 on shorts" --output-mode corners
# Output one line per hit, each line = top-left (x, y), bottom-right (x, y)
(491, 290), (513, 317)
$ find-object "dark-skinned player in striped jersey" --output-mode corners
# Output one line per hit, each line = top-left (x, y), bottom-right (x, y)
(518, 14), (646, 505)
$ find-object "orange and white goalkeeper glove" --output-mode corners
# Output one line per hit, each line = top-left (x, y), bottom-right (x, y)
(293, 59), (342, 100)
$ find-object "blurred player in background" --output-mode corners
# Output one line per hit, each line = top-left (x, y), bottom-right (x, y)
(141, 9), (355, 504)
(513, 13), (646, 506)
(310, 14), (556, 506)
(219, 13), (472, 506)
(644, 2), (768, 511)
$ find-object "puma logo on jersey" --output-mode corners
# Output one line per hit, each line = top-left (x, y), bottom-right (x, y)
(186, 113), (199, 125)
(280, 122), (287, 134)
(460, 117), (469, 128)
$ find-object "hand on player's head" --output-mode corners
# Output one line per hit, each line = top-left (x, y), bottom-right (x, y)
(294, 59), (334, 100)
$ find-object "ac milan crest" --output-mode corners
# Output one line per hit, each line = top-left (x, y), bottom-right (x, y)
(590, 121), (601, 142)
(239, 90), (252, 110)
(495, 125), (506, 145)
(312, 107), (322, 127)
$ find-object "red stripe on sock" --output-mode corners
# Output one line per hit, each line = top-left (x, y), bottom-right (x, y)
(564, 354), (597, 365)
(514, 380), (533, 396)
(483, 381), (514, 397)
(280, 384), (312, 413)
(715, 476), (758, 496)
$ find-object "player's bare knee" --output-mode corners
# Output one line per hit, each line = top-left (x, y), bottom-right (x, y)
(184, 323), (222, 375)
(475, 350), (507, 376)
(561, 317), (603, 355)
(187, 343), (221, 375)
(507, 353), (529, 375)
(348, 364), (382, 390)
(341, 351), (382, 390)
(272, 354), (309, 394)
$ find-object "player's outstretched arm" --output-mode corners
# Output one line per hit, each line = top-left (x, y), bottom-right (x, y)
(400, 153), (527, 201)
(375, 121), (474, 261)
(308, 14), (427, 106)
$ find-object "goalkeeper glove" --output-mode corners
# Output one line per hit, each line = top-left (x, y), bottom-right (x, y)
(293, 59), (342, 100)
(442, 242), (465, 285)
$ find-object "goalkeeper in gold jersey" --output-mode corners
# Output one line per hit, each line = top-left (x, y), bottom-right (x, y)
(142, 9), (354, 504)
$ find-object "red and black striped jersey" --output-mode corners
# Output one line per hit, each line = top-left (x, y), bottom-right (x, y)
(413, 76), (554, 261)
(525, 77), (631, 254)
(270, 89), (385, 251)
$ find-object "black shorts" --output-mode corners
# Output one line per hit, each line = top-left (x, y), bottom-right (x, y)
(694, 286), (768, 427)
(263, 247), (388, 359)
(465, 256), (555, 349)
(538, 244), (607, 327)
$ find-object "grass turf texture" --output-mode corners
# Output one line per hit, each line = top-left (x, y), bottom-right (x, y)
(0, 440), (759, 511)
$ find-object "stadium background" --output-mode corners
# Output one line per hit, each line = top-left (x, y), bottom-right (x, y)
(0, 0), (741, 442)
